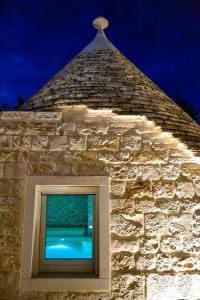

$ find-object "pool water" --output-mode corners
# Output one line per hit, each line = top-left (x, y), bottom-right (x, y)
(45, 235), (93, 259)
(44, 194), (94, 260)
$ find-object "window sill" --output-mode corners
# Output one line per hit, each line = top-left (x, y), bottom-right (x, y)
(20, 277), (110, 291)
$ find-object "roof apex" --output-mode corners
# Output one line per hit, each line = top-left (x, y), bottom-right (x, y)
(82, 17), (118, 52)
(82, 28), (118, 52)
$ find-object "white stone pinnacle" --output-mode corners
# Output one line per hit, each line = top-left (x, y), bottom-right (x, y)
(92, 16), (109, 30)
(82, 16), (117, 52)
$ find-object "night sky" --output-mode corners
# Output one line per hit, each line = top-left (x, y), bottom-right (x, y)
(0, 0), (200, 120)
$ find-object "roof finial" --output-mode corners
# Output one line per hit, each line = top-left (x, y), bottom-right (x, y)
(92, 16), (109, 30)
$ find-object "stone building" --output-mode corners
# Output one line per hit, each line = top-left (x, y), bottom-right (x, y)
(1, 17), (200, 300)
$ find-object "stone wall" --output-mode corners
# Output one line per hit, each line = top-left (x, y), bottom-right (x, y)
(0, 107), (200, 300)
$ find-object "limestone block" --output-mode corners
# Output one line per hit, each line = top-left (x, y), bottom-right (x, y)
(112, 239), (138, 253)
(0, 271), (20, 291)
(160, 236), (182, 253)
(135, 253), (156, 270)
(98, 150), (130, 163)
(147, 274), (176, 300)
(192, 209), (200, 235)
(182, 237), (200, 253)
(135, 198), (156, 213)
(27, 123), (56, 135)
(29, 151), (65, 163)
(111, 214), (143, 236)
(169, 214), (193, 235)
(1, 150), (30, 161)
(112, 254), (135, 271)
(49, 136), (68, 151)
(0, 236), (21, 254)
(15, 151), (29, 162)
(139, 165), (160, 181)
(110, 121), (135, 132)
(0, 136), (12, 149)
(0, 163), (4, 178)
(153, 181), (174, 199)
(121, 135), (141, 150)
(112, 274), (145, 299)
(56, 122), (76, 135)
(181, 163), (200, 179)
(96, 123), (109, 135)
(0, 222), (20, 236)
(145, 213), (168, 236)
(139, 238), (159, 254)
(62, 106), (86, 123)
(127, 181), (152, 198)
(32, 136), (49, 151)
(171, 254), (198, 271)
(147, 274), (200, 300)
(2, 254), (20, 271)
(127, 165), (138, 180)
(194, 180), (200, 196)
(0, 197), (22, 210)
(169, 154), (194, 164)
(12, 136), (31, 151)
(88, 135), (119, 151)
(4, 163), (27, 177)
(0, 179), (25, 197)
(158, 198), (180, 212)
(72, 161), (107, 176)
(0, 150), (23, 163)
(110, 124), (133, 136)
(130, 149), (168, 164)
(64, 150), (98, 163)
(28, 163), (57, 176)
(84, 110), (112, 123)
(107, 164), (128, 180)
(55, 164), (72, 176)
(0, 122), (4, 134)
(1, 111), (34, 121)
(180, 197), (199, 212)
(142, 130), (162, 142)
(110, 180), (126, 197)
(193, 208), (200, 220)
(69, 136), (86, 151)
(0, 211), (20, 227)
(156, 253), (171, 271)
(111, 198), (134, 213)
(5, 121), (27, 135)
(176, 181), (195, 199)
(161, 164), (180, 180)
(34, 112), (62, 122)
(77, 123), (96, 135)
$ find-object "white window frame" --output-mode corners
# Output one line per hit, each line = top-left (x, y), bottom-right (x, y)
(20, 176), (110, 291)
(38, 188), (98, 274)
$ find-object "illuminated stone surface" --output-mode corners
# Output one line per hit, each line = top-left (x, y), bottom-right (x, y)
(0, 109), (200, 300)
(147, 274), (200, 300)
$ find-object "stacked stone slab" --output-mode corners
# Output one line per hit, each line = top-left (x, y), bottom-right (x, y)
(20, 22), (200, 154)
(0, 108), (200, 300)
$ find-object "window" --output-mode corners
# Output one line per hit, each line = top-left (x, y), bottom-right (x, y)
(20, 176), (110, 291)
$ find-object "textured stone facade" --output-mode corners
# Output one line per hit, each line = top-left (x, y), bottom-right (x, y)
(0, 107), (200, 300)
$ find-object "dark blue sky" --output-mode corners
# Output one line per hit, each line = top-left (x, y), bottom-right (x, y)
(0, 0), (200, 119)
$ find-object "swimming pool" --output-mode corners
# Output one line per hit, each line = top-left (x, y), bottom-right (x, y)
(44, 194), (94, 260)
(45, 228), (93, 259)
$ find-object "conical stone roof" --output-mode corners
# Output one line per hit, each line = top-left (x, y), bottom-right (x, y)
(20, 17), (200, 153)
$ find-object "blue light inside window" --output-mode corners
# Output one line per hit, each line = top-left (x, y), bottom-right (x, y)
(44, 194), (94, 260)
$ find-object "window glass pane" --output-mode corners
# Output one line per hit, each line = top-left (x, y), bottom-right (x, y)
(44, 194), (94, 260)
